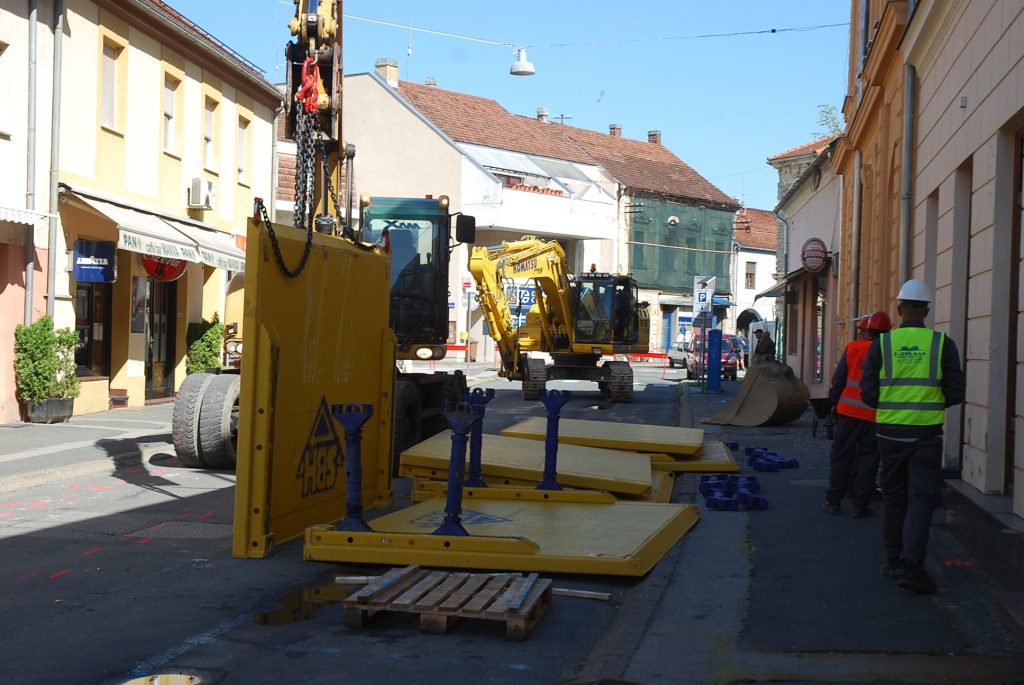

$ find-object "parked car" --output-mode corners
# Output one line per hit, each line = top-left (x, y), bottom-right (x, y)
(684, 334), (740, 380)
(667, 342), (687, 369)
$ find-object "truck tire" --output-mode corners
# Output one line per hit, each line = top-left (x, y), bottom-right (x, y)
(197, 374), (241, 470)
(171, 373), (216, 468)
(393, 379), (422, 474)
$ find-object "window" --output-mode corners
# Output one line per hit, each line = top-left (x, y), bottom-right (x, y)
(236, 117), (249, 183)
(162, 75), (178, 152)
(101, 41), (121, 129)
(745, 261), (756, 290)
(203, 98), (217, 169)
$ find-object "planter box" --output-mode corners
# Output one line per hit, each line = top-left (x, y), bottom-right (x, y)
(25, 397), (75, 424)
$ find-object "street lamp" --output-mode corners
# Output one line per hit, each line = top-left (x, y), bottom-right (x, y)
(510, 47), (535, 76)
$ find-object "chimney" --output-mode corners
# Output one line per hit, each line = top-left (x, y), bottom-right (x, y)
(609, 123), (622, 137)
(425, 77), (437, 87)
(648, 130), (662, 144)
(374, 58), (399, 87)
(537, 107), (549, 123)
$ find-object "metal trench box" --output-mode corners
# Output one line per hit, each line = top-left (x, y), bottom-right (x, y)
(501, 417), (705, 456)
(232, 220), (396, 559)
(304, 489), (700, 577)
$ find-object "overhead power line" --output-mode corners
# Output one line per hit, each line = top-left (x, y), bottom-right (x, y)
(343, 15), (849, 51)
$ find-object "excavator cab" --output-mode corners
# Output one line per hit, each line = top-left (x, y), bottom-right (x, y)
(573, 273), (640, 345)
(361, 196), (471, 358)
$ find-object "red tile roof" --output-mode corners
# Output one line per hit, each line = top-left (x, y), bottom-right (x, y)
(767, 135), (833, 162)
(394, 80), (738, 208)
(733, 207), (778, 250)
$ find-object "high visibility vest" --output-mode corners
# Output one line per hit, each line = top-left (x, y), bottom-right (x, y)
(837, 340), (875, 421)
(876, 327), (947, 425)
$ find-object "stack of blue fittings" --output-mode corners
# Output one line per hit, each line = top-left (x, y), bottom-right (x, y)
(744, 446), (800, 472)
(699, 473), (769, 510)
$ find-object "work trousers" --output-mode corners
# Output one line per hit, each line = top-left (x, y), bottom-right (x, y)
(826, 414), (879, 507)
(877, 434), (943, 562)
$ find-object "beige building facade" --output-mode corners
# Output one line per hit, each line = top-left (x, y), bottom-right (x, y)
(839, 0), (1024, 528)
(0, 0), (279, 422)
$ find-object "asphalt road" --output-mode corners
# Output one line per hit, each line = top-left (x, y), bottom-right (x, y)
(0, 368), (681, 685)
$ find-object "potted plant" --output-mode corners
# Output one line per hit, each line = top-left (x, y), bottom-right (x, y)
(13, 315), (81, 423)
(186, 313), (224, 375)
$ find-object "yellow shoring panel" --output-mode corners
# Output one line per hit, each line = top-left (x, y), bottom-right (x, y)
(232, 220), (396, 558)
(649, 441), (741, 473)
(305, 490), (699, 577)
(501, 417), (704, 456)
(400, 431), (653, 495)
(407, 463), (675, 503)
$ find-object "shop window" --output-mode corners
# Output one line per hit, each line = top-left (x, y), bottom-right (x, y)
(74, 282), (111, 377)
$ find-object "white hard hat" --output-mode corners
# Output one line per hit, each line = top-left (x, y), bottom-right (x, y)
(897, 278), (931, 303)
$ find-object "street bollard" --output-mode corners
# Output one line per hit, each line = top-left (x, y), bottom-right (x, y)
(330, 403), (375, 532)
(464, 387), (496, 488)
(433, 402), (478, 537)
(537, 389), (571, 491)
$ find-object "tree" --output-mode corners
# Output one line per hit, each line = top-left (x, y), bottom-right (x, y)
(816, 104), (843, 137)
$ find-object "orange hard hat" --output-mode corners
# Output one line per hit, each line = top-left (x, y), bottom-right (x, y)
(858, 311), (892, 332)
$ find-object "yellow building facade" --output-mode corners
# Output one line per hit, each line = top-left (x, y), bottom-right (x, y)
(838, 0), (1024, 526)
(1, 0), (280, 419)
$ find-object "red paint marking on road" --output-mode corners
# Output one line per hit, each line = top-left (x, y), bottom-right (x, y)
(25, 500), (49, 509)
(50, 569), (72, 580)
(199, 512), (214, 520)
(120, 535), (133, 542)
(135, 537), (153, 545)
(90, 484), (111, 492)
(79, 547), (103, 558)
(1, 501), (19, 508)
(66, 484), (81, 491)
(150, 523), (166, 530)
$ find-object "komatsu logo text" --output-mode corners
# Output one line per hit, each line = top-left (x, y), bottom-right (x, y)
(512, 257), (537, 274)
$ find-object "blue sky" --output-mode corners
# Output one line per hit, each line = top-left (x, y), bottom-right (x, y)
(166, 1), (850, 212)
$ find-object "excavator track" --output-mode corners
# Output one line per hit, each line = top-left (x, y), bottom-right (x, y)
(604, 360), (634, 403)
(522, 358), (548, 401)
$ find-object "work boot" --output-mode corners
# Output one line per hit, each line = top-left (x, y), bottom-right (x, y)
(852, 504), (871, 518)
(881, 557), (902, 578)
(823, 502), (841, 515)
(898, 560), (937, 594)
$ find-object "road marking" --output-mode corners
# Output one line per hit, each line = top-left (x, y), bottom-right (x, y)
(0, 429), (168, 464)
(127, 615), (248, 678)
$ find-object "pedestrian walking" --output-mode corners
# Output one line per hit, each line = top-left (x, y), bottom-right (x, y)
(860, 279), (965, 594)
(824, 310), (891, 517)
(732, 335), (746, 371)
(752, 329), (776, 364)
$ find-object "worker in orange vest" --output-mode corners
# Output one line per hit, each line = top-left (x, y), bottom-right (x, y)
(824, 310), (892, 517)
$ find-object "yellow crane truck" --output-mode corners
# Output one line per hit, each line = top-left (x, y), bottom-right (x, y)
(170, 0), (473, 470)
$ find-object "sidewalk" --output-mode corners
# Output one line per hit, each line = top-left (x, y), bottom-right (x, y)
(0, 363), (501, 494)
(579, 377), (1024, 685)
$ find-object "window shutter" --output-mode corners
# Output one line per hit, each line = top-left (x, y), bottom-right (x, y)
(101, 43), (117, 127)
(163, 77), (174, 116)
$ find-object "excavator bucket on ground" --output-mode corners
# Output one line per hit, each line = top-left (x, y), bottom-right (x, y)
(704, 361), (809, 427)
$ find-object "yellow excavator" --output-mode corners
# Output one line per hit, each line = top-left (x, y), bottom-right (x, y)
(469, 236), (650, 402)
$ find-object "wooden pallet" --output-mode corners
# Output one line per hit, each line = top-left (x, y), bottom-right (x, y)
(342, 565), (552, 641)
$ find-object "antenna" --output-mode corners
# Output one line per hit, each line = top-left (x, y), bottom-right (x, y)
(554, 113), (573, 124)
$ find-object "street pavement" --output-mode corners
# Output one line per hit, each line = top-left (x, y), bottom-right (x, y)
(1, 362), (1023, 684)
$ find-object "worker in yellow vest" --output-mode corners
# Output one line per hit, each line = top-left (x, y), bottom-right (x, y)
(824, 310), (892, 517)
(861, 279), (965, 595)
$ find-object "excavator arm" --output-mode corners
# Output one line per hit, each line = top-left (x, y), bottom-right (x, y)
(468, 236), (576, 379)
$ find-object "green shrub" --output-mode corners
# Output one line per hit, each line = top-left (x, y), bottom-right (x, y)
(186, 312), (223, 375)
(13, 315), (81, 404)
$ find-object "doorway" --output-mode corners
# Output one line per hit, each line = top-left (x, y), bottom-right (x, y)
(145, 278), (176, 400)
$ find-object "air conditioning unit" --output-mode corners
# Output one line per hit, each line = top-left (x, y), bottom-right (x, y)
(188, 178), (215, 210)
